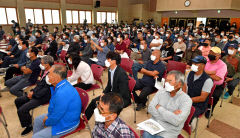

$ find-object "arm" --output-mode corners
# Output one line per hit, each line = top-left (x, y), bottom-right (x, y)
(140, 68), (159, 77)
(150, 42), (161, 48)
(91, 40), (103, 52)
(21, 66), (32, 74)
(32, 84), (50, 99)
(148, 92), (163, 118)
(191, 92), (209, 103)
(157, 96), (192, 126)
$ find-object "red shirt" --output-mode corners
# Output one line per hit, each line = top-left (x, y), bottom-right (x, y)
(115, 41), (127, 52)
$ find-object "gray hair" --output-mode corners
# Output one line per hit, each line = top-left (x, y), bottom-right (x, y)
(52, 64), (67, 80)
(167, 70), (185, 86)
(41, 55), (54, 66)
(74, 35), (80, 40)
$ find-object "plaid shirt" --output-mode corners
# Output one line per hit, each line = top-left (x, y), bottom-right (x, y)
(92, 117), (135, 138)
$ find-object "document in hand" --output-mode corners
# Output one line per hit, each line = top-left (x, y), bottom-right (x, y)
(137, 119), (165, 135)
(131, 48), (138, 53)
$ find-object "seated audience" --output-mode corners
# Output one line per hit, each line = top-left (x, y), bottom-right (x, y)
(80, 35), (93, 64)
(182, 40), (202, 66)
(204, 47), (227, 118)
(0, 26), (4, 41)
(85, 52), (131, 120)
(32, 64), (81, 138)
(133, 50), (166, 111)
(92, 92), (135, 138)
(160, 41), (174, 63)
(1, 47), (41, 97)
(67, 35), (81, 56)
(44, 33), (58, 60)
(144, 71), (192, 138)
(173, 36), (186, 61)
(150, 32), (163, 50)
(115, 34), (128, 57)
(67, 53), (95, 90)
(222, 44), (240, 99)
(198, 39), (212, 59)
(14, 55), (53, 136)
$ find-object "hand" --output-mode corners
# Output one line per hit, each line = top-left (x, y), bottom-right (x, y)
(205, 70), (216, 75)
(186, 65), (191, 69)
(13, 64), (19, 68)
(21, 66), (26, 71)
(7, 52), (11, 55)
(173, 110), (182, 115)
(10, 55), (14, 58)
(27, 91), (33, 99)
(79, 52), (83, 56)
(154, 76), (159, 80)
(155, 104), (161, 110)
(226, 77), (233, 82)
(43, 116), (48, 127)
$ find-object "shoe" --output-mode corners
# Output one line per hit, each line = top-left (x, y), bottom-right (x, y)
(21, 126), (33, 136)
(205, 111), (213, 119)
(0, 87), (9, 92)
(136, 103), (146, 111)
(191, 117), (197, 132)
(224, 92), (230, 99)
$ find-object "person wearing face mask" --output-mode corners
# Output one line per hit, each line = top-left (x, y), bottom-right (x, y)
(1, 47), (41, 97)
(57, 32), (70, 56)
(92, 92), (135, 137)
(183, 56), (213, 130)
(132, 40), (151, 80)
(80, 35), (93, 64)
(150, 32), (163, 50)
(144, 71), (192, 138)
(123, 33), (131, 48)
(160, 41), (174, 63)
(52, 27), (59, 36)
(204, 47), (227, 118)
(85, 52), (131, 120)
(183, 40), (202, 66)
(44, 34), (58, 61)
(173, 36), (186, 61)
(107, 36), (115, 52)
(223, 34), (238, 55)
(90, 39), (110, 66)
(0, 26), (5, 41)
(198, 39), (212, 59)
(199, 32), (207, 43)
(115, 34), (128, 57)
(67, 35), (81, 57)
(14, 55), (53, 136)
(67, 53), (95, 90)
(222, 44), (240, 99)
(146, 31), (154, 47)
(32, 64), (81, 138)
(91, 33), (99, 45)
(234, 33), (240, 43)
(132, 50), (166, 111)
(31, 30), (43, 50)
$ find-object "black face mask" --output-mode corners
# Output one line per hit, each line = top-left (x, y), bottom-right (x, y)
(208, 54), (216, 61)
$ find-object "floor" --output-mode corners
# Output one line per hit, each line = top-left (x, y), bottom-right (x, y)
(0, 69), (240, 138)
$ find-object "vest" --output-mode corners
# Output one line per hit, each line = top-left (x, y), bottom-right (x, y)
(187, 71), (210, 109)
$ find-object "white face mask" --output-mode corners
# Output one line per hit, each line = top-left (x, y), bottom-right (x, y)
(84, 40), (88, 43)
(235, 35), (239, 39)
(117, 38), (121, 42)
(165, 82), (175, 92)
(94, 108), (112, 123)
(35, 33), (38, 36)
(178, 39), (181, 42)
(6, 37), (9, 40)
(202, 35), (206, 39)
(223, 39), (228, 42)
(221, 33), (224, 36)
(68, 58), (72, 64)
(16, 41), (19, 44)
(189, 37), (193, 41)
(39, 64), (45, 70)
(73, 39), (77, 42)
(191, 64), (199, 72)
(18, 45), (22, 50)
(155, 36), (159, 39)
(45, 75), (51, 85)
(166, 34), (169, 37)
(26, 53), (30, 58)
(100, 43), (104, 47)
(108, 40), (111, 43)
(228, 49), (235, 55)
(49, 38), (52, 41)
(105, 60), (110, 67)
(140, 45), (144, 50)
(63, 36), (66, 39)
(150, 55), (156, 61)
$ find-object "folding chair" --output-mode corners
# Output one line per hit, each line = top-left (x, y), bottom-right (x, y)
(128, 76), (137, 123)
(60, 50), (67, 63)
(128, 125), (140, 138)
(178, 106), (196, 138)
(61, 87), (91, 138)
(120, 58), (134, 75)
(0, 106), (10, 138)
(167, 60), (187, 74)
(220, 72), (228, 107)
(230, 81), (240, 103)
(86, 64), (104, 96)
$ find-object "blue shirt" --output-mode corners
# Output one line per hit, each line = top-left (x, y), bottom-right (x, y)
(17, 48), (28, 67)
(107, 43), (115, 52)
(97, 46), (110, 66)
(46, 79), (82, 136)
(141, 60), (166, 86)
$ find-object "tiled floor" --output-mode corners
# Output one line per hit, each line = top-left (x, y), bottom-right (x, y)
(0, 70), (240, 138)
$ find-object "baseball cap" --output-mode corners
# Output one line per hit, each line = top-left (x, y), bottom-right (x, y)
(211, 47), (221, 54)
(192, 55), (207, 64)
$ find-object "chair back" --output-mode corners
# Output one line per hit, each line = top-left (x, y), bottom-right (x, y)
(120, 58), (134, 75)
(223, 72), (228, 88)
(0, 106), (2, 114)
(208, 84), (216, 105)
(60, 50), (67, 62)
(128, 126), (140, 138)
(167, 60), (186, 74)
(182, 106), (196, 135)
(75, 87), (89, 113)
(91, 64), (104, 83)
(128, 76), (136, 101)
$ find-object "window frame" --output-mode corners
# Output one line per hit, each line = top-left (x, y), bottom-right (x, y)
(0, 7), (18, 26)
(97, 11), (117, 24)
(66, 9), (92, 25)
(24, 7), (61, 25)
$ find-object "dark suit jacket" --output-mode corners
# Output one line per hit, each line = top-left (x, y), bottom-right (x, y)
(31, 72), (51, 104)
(103, 66), (131, 107)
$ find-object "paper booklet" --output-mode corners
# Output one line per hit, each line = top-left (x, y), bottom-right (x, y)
(131, 48), (138, 53)
(137, 119), (165, 135)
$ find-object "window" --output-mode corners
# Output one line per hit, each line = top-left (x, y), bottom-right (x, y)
(25, 8), (60, 24)
(66, 10), (92, 24)
(0, 7), (18, 25)
(97, 12), (116, 24)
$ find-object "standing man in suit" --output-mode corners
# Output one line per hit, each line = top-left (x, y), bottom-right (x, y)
(15, 55), (54, 136)
(85, 51), (131, 120)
